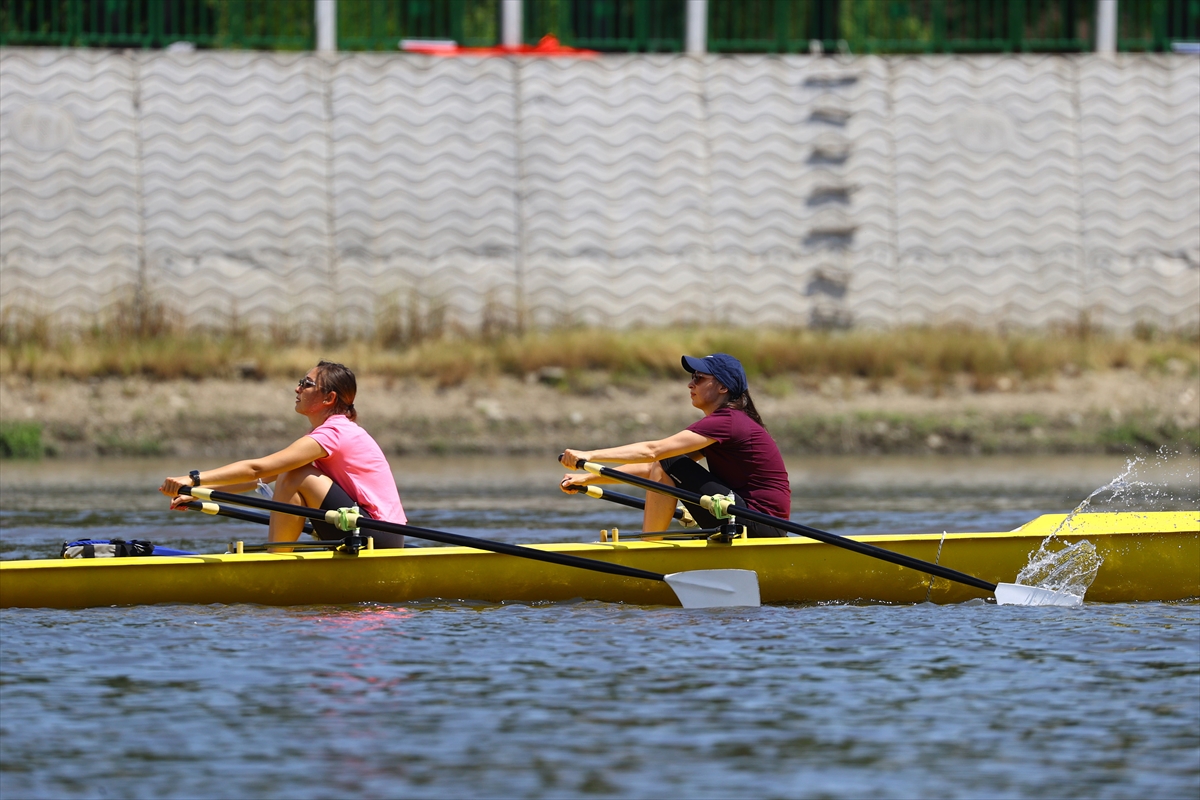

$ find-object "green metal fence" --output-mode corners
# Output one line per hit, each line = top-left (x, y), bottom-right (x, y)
(338, 0), (498, 50)
(1119, 0), (1200, 50)
(708, 0), (837, 53)
(523, 0), (684, 52)
(708, 0), (1094, 54)
(842, 0), (1092, 54)
(3, 0), (1197, 53)
(0, 0), (315, 49)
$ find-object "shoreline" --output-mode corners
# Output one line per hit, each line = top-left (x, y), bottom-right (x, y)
(2, 370), (1197, 460)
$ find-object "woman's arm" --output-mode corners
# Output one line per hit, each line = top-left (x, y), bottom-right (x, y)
(159, 436), (328, 498)
(560, 429), (714, 469)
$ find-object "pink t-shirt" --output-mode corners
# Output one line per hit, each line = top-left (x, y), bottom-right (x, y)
(306, 415), (406, 524)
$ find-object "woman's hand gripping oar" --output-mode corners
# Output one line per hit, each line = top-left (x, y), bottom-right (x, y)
(563, 456), (1081, 607)
(175, 486), (761, 609)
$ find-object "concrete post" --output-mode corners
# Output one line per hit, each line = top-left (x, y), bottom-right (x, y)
(686, 0), (708, 55)
(502, 0), (523, 48)
(1096, 0), (1117, 54)
(316, 0), (337, 53)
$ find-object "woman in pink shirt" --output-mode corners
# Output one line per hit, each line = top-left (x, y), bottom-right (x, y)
(159, 361), (407, 547)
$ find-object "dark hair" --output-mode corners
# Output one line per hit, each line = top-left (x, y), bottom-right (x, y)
(719, 389), (765, 429)
(314, 360), (357, 422)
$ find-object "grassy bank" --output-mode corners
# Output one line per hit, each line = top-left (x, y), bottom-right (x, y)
(3, 325), (1197, 390)
(6, 404), (1195, 460)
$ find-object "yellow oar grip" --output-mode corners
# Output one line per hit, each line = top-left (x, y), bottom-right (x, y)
(585, 486), (604, 499)
(199, 501), (220, 515)
(581, 461), (604, 476)
(190, 487), (214, 501)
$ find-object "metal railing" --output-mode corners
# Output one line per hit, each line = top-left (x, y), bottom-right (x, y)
(842, 0), (1093, 54)
(2, 0), (1195, 53)
(0, 0), (315, 49)
(1118, 0), (1200, 50)
(707, 0), (837, 53)
(338, 0), (499, 50)
(523, 0), (685, 52)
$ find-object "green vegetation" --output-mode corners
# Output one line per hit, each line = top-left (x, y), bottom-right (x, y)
(0, 422), (43, 459)
(338, 0), (499, 50)
(94, 434), (167, 457)
(774, 411), (1199, 456)
(2, 318), (1196, 392)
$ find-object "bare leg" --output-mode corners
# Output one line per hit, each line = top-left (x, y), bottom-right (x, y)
(269, 464), (333, 543)
(642, 461), (679, 532)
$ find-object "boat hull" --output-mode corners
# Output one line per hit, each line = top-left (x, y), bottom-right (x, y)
(2, 512), (1197, 609)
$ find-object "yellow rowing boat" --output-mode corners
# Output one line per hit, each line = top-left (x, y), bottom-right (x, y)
(1, 511), (1196, 609)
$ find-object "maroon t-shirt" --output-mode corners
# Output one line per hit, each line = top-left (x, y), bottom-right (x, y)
(686, 408), (791, 519)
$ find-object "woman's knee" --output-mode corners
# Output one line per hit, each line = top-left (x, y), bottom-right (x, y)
(275, 467), (307, 495)
(277, 465), (328, 504)
(647, 460), (672, 484)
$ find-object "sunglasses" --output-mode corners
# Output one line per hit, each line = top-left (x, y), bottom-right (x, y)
(297, 377), (318, 390)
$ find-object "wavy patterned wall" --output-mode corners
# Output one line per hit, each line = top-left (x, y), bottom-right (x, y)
(140, 52), (331, 329)
(332, 55), (519, 332)
(0, 50), (139, 326)
(1, 49), (1197, 334)
(892, 57), (1085, 327)
(1080, 56), (1200, 330)
(520, 56), (709, 327)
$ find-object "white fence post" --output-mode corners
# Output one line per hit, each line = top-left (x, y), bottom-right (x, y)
(316, 0), (337, 53)
(1096, 0), (1118, 54)
(502, 0), (523, 48)
(686, 0), (708, 55)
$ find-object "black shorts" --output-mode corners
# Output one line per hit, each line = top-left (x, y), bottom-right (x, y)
(660, 456), (787, 538)
(312, 481), (405, 549)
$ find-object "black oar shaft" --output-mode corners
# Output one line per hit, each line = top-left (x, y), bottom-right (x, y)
(183, 500), (315, 536)
(569, 486), (684, 520)
(573, 460), (998, 594)
(179, 487), (669, 584)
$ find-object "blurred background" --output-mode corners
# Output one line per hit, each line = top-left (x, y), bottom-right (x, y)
(0, 0), (1197, 461)
(1, 0), (1197, 338)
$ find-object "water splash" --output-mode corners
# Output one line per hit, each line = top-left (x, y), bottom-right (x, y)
(1016, 449), (1199, 600)
(1015, 537), (1102, 599)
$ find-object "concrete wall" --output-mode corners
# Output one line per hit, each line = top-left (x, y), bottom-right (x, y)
(2, 49), (1197, 334)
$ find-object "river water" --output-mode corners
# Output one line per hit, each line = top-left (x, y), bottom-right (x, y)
(1, 455), (1198, 799)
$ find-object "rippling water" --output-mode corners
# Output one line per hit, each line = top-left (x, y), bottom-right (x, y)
(2, 455), (1198, 799)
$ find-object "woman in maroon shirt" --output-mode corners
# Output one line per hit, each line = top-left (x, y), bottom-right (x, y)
(559, 353), (791, 537)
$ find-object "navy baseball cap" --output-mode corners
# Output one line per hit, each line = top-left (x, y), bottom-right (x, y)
(681, 353), (748, 396)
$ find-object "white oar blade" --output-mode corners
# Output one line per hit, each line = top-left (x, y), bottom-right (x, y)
(994, 582), (1083, 608)
(664, 570), (760, 609)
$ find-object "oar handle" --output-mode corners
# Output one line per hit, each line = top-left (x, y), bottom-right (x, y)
(177, 486), (670, 584)
(569, 458), (998, 594)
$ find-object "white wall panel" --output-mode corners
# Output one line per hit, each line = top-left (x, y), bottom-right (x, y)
(332, 55), (519, 332)
(1, 49), (1196, 335)
(0, 49), (138, 326)
(139, 51), (330, 329)
(1080, 55), (1200, 329)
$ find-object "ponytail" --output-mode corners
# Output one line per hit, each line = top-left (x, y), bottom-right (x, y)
(720, 390), (765, 430)
(313, 360), (358, 422)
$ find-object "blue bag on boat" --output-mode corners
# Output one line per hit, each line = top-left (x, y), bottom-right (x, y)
(60, 539), (195, 559)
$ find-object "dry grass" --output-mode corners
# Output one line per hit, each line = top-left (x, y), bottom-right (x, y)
(2, 318), (1197, 390)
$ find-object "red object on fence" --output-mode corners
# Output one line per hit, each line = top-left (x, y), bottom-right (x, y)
(400, 35), (599, 58)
